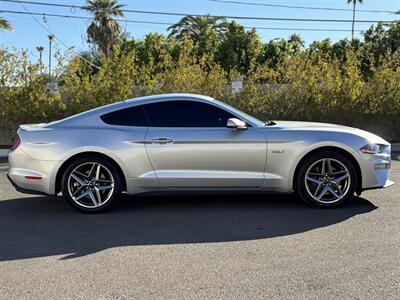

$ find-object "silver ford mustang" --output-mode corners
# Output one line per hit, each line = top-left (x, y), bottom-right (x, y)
(7, 93), (393, 213)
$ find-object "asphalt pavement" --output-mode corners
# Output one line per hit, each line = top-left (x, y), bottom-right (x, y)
(0, 157), (399, 299)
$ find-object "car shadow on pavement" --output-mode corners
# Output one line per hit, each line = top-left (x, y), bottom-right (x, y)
(0, 193), (377, 261)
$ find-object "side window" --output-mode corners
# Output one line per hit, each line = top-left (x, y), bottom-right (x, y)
(100, 105), (149, 126)
(144, 100), (237, 127)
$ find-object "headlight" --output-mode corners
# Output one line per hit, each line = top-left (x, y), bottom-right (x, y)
(360, 143), (387, 154)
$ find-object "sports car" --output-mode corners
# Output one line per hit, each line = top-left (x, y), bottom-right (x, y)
(7, 93), (393, 212)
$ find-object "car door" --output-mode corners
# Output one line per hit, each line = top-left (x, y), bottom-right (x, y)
(143, 100), (267, 189)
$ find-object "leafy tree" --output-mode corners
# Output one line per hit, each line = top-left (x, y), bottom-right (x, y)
(0, 49), (64, 143)
(260, 35), (304, 68)
(288, 33), (305, 54)
(157, 63), (227, 99)
(331, 38), (360, 62)
(62, 51), (136, 114)
(308, 38), (334, 56)
(347, 0), (364, 39)
(0, 17), (12, 31)
(83, 0), (125, 57)
(217, 21), (262, 75)
(169, 37), (197, 65)
(260, 39), (291, 68)
(385, 21), (400, 53)
(137, 34), (172, 71)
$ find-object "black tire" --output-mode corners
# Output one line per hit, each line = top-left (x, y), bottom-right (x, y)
(296, 150), (357, 208)
(61, 155), (123, 213)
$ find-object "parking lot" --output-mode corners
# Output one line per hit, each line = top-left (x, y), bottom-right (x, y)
(0, 156), (399, 299)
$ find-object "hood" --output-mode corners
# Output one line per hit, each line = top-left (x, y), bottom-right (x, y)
(270, 121), (390, 145)
(273, 121), (345, 129)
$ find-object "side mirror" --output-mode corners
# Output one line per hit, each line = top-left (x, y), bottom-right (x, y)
(227, 118), (247, 130)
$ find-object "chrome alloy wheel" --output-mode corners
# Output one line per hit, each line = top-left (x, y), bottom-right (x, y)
(304, 158), (351, 204)
(67, 162), (115, 208)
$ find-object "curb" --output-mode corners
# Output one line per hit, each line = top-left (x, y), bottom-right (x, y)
(0, 149), (8, 158)
(392, 143), (400, 152)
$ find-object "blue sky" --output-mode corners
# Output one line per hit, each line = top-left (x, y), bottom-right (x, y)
(0, 0), (399, 62)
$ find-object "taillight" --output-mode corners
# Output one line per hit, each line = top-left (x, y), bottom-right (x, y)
(10, 136), (21, 151)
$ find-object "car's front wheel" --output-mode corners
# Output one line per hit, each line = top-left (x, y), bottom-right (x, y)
(296, 150), (357, 208)
(61, 156), (123, 213)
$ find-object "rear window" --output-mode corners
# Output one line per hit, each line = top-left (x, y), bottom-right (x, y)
(100, 105), (149, 126)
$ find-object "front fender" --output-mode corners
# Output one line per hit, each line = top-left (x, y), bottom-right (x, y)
(287, 141), (361, 191)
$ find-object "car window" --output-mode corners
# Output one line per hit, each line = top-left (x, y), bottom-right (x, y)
(213, 99), (264, 127)
(144, 100), (237, 127)
(100, 105), (149, 126)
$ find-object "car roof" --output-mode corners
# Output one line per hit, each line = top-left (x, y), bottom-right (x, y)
(123, 93), (216, 105)
(47, 94), (218, 128)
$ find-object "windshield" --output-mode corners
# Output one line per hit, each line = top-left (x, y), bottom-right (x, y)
(213, 99), (265, 127)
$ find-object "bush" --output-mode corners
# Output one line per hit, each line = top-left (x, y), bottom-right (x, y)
(1, 43), (400, 143)
(62, 51), (137, 115)
(0, 49), (64, 144)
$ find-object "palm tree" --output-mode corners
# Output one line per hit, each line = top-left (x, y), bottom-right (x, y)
(168, 15), (228, 42)
(0, 17), (12, 31)
(36, 46), (44, 67)
(83, 0), (125, 57)
(48, 35), (55, 77)
(347, 0), (364, 39)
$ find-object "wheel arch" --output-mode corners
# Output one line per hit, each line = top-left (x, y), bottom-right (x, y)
(55, 151), (127, 194)
(292, 146), (362, 195)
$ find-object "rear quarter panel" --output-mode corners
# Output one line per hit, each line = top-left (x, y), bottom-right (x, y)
(18, 124), (155, 194)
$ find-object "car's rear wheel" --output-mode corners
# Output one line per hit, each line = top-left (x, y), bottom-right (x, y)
(61, 156), (123, 213)
(296, 150), (357, 208)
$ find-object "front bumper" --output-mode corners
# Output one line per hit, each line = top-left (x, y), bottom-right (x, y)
(357, 149), (394, 191)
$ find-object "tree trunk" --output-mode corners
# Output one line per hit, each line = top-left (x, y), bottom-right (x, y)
(49, 39), (52, 78)
(352, 1), (356, 39)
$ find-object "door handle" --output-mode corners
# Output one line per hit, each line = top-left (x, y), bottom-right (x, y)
(151, 137), (174, 144)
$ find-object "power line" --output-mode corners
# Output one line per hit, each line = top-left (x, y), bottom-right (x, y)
(12, 3), (101, 70)
(0, 0), (396, 23)
(253, 26), (364, 33)
(210, 0), (396, 14)
(0, 9), (366, 33)
(0, 9), (173, 26)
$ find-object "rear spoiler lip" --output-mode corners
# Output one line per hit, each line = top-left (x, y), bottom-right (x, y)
(19, 123), (49, 131)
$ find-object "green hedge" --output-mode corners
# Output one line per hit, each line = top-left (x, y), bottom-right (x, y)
(1, 48), (400, 144)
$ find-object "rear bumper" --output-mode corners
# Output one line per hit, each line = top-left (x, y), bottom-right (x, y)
(7, 174), (49, 195)
(8, 147), (59, 195)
